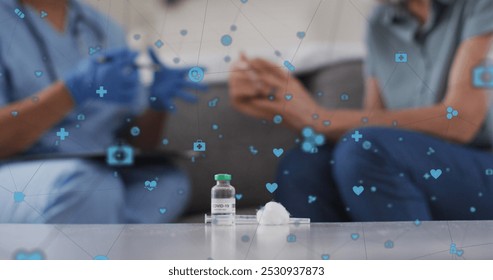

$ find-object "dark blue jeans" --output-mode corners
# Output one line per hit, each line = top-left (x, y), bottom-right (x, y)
(275, 127), (493, 222)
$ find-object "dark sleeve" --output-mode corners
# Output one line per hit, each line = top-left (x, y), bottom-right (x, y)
(462, 0), (493, 41)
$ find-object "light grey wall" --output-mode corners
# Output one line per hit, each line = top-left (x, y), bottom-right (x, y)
(85, 0), (375, 56)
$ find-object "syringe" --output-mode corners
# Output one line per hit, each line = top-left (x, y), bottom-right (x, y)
(204, 214), (310, 225)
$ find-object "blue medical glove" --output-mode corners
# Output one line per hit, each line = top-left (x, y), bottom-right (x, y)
(63, 48), (140, 106)
(147, 47), (207, 111)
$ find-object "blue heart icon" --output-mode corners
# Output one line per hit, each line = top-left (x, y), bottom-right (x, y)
(430, 169), (442, 179)
(351, 233), (359, 240)
(11, 111), (18, 117)
(145, 180), (157, 187)
(14, 250), (44, 260)
(34, 71), (43, 77)
(266, 183), (278, 193)
(352, 186), (364, 196)
(180, 29), (188, 36)
(235, 194), (243, 200)
(456, 249), (464, 257)
(308, 195), (317, 203)
(144, 180), (157, 191)
(296, 31), (306, 39)
(284, 93), (293, 101)
(321, 254), (330, 260)
(273, 148), (284, 157)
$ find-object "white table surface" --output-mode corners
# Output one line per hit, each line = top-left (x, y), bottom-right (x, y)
(1, 221), (493, 260)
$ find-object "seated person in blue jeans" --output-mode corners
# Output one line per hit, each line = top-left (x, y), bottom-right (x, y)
(229, 0), (493, 222)
(0, 0), (203, 223)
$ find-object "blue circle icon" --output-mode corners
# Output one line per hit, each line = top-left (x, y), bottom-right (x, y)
(302, 127), (314, 138)
(188, 67), (204, 82)
(302, 141), (314, 153)
(130, 126), (140, 136)
(221, 34), (233, 46)
(362, 140), (372, 150)
(273, 114), (283, 124)
(314, 134), (325, 146)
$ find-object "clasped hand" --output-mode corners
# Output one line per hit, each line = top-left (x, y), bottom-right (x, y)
(228, 54), (320, 130)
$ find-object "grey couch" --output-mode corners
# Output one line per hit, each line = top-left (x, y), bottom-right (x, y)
(165, 59), (365, 222)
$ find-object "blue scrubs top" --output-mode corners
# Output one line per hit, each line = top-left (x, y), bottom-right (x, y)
(365, 0), (493, 148)
(0, 0), (136, 154)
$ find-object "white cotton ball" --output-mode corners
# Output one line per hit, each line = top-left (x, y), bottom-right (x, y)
(256, 201), (290, 225)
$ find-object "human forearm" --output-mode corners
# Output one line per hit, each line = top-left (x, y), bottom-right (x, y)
(0, 81), (74, 158)
(301, 100), (484, 144)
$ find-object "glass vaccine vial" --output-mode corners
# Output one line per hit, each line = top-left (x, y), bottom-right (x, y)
(211, 174), (235, 225)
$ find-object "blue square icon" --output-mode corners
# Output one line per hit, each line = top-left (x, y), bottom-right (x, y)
(106, 144), (134, 166)
(395, 52), (408, 63)
(473, 65), (493, 88)
(154, 40), (164, 48)
(193, 140), (206, 152)
(287, 234), (297, 243)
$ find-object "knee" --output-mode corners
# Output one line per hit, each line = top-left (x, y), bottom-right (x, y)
(332, 127), (391, 184)
(275, 148), (305, 199)
(46, 160), (125, 223)
(278, 145), (333, 176)
(277, 146), (306, 176)
(53, 160), (125, 198)
(275, 145), (333, 200)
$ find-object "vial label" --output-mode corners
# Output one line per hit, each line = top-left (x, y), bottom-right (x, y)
(211, 198), (236, 214)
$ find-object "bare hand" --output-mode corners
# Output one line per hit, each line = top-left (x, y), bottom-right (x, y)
(228, 54), (320, 130)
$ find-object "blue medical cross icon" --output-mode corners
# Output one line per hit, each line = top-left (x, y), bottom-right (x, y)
(351, 130), (363, 142)
(96, 86), (107, 98)
(56, 128), (69, 141)
(395, 52), (408, 63)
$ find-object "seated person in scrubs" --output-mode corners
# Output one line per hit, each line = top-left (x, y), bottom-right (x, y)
(0, 0), (203, 223)
(229, 0), (493, 222)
